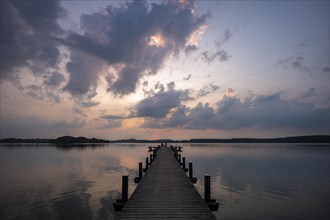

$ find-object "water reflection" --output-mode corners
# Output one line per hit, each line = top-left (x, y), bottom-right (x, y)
(183, 144), (330, 220)
(0, 144), (147, 220)
(1, 144), (329, 220)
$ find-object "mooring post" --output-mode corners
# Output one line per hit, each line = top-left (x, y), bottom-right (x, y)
(204, 174), (219, 211)
(143, 157), (149, 172)
(189, 162), (193, 179)
(139, 162), (142, 178)
(134, 162), (143, 183)
(152, 149), (156, 159)
(204, 174), (211, 202)
(189, 162), (197, 183)
(113, 175), (129, 211)
(150, 153), (153, 164)
(182, 157), (188, 172)
(178, 154), (181, 164)
(122, 175), (128, 202)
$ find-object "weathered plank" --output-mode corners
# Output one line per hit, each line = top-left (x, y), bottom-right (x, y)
(116, 146), (216, 220)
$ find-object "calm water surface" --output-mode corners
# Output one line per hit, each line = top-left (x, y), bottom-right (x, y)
(1, 143), (329, 220)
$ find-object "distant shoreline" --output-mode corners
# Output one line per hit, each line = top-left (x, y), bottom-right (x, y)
(0, 135), (329, 144)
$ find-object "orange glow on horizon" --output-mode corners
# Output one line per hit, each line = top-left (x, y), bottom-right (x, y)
(122, 118), (144, 129)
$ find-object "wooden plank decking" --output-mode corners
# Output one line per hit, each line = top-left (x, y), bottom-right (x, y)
(116, 146), (217, 220)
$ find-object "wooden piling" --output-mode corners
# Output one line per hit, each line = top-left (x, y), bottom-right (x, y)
(143, 157), (149, 172)
(150, 153), (153, 164)
(182, 157), (188, 172)
(189, 162), (197, 183)
(134, 162), (143, 183)
(204, 174), (211, 202)
(204, 174), (219, 211)
(113, 175), (128, 211)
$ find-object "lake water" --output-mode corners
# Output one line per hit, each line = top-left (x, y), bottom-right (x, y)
(1, 143), (329, 220)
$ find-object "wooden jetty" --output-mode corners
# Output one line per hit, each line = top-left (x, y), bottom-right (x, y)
(115, 146), (218, 219)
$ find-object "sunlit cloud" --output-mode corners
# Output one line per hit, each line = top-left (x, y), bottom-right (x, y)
(148, 33), (166, 48)
(226, 88), (235, 97)
(187, 25), (207, 46)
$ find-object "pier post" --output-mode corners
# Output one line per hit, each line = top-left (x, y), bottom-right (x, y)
(189, 162), (197, 183)
(150, 154), (153, 164)
(134, 162), (143, 183)
(122, 175), (128, 202)
(113, 175), (129, 211)
(204, 174), (219, 211)
(143, 157), (149, 172)
(178, 154), (181, 164)
(153, 149), (156, 159)
(182, 157), (188, 172)
(139, 162), (142, 178)
(204, 174), (211, 202)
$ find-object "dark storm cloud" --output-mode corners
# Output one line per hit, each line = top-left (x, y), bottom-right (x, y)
(0, 0), (66, 79)
(56, 0), (209, 96)
(64, 50), (105, 96)
(141, 93), (329, 132)
(131, 82), (192, 118)
(142, 105), (189, 128)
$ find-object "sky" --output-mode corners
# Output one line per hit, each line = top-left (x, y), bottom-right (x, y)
(0, 0), (329, 140)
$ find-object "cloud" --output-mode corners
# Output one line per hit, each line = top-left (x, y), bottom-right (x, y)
(276, 54), (312, 75)
(73, 107), (87, 118)
(101, 115), (126, 120)
(215, 28), (233, 48)
(140, 93), (329, 132)
(44, 72), (65, 87)
(0, 116), (86, 138)
(97, 115), (123, 129)
(131, 82), (192, 118)
(183, 74), (192, 80)
(199, 27), (233, 64)
(322, 66), (330, 73)
(294, 39), (308, 49)
(0, 0), (66, 80)
(184, 45), (198, 55)
(201, 50), (231, 64)
(65, 51), (105, 96)
(197, 83), (220, 97)
(25, 85), (43, 100)
(142, 105), (189, 128)
(226, 88), (235, 97)
(183, 74), (192, 81)
(297, 88), (316, 100)
(55, 0), (209, 96)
